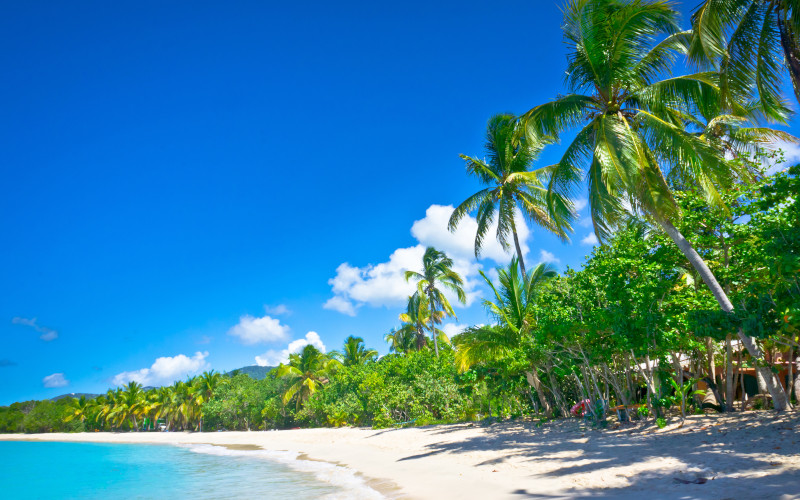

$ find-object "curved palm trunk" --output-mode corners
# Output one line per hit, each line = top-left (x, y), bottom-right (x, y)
(525, 370), (553, 417)
(777, 13), (800, 106)
(428, 289), (439, 357)
(512, 224), (527, 277)
(658, 217), (791, 411)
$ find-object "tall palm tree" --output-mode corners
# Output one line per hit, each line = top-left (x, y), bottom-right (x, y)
(690, 0), (799, 117)
(448, 113), (573, 276)
(276, 345), (341, 410)
(333, 336), (378, 366)
(405, 247), (466, 357)
(523, 0), (791, 409)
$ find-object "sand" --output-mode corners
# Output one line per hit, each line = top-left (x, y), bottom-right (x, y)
(3, 412), (799, 499)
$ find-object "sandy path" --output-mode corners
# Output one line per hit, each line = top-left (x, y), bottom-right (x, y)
(2, 412), (799, 499)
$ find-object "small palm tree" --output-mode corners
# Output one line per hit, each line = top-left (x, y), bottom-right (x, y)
(193, 371), (222, 431)
(398, 293), (445, 352)
(276, 345), (341, 410)
(453, 257), (556, 372)
(405, 247), (466, 357)
(333, 336), (378, 366)
(449, 113), (573, 276)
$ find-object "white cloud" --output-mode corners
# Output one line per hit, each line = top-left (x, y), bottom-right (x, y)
(409, 204), (529, 263)
(113, 352), (209, 387)
(441, 323), (468, 339)
(571, 198), (588, 212)
(766, 139), (800, 174)
(42, 372), (68, 388)
(324, 204), (533, 315)
(227, 314), (289, 345)
(323, 295), (358, 316)
(538, 249), (560, 264)
(12, 317), (58, 341)
(581, 233), (600, 246)
(264, 304), (291, 316)
(255, 332), (326, 366)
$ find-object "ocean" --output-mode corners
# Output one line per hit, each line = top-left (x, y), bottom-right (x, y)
(0, 440), (384, 499)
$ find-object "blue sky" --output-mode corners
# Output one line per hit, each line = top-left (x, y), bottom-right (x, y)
(2, 1), (799, 404)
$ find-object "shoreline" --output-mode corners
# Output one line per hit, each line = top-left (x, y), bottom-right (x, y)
(2, 412), (799, 499)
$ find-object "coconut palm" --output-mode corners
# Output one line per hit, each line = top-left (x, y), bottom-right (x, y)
(448, 113), (573, 276)
(194, 370), (222, 431)
(523, 0), (791, 409)
(453, 257), (557, 372)
(405, 247), (466, 357)
(109, 381), (146, 430)
(64, 395), (92, 426)
(690, 0), (799, 118)
(384, 326), (416, 354)
(333, 336), (378, 366)
(398, 293), (446, 352)
(276, 345), (341, 410)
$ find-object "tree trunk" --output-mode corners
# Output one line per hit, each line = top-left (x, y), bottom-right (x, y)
(794, 356), (800, 405)
(706, 338), (716, 385)
(726, 335), (735, 412)
(777, 11), (800, 106)
(657, 217), (791, 410)
(428, 290), (439, 358)
(525, 370), (553, 417)
(512, 225), (527, 277)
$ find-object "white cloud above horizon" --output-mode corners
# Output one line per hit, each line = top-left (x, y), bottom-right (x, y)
(42, 372), (68, 388)
(227, 314), (290, 345)
(538, 249), (560, 264)
(112, 351), (209, 387)
(255, 331), (326, 366)
(581, 233), (600, 246)
(323, 204), (530, 315)
(12, 317), (58, 341)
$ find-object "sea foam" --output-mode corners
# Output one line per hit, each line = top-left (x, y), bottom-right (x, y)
(183, 443), (386, 500)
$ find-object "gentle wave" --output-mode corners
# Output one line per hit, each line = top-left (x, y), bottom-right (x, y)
(183, 443), (386, 500)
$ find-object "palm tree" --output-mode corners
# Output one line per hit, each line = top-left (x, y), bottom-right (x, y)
(453, 257), (556, 372)
(448, 113), (573, 276)
(523, 0), (791, 409)
(453, 257), (558, 415)
(109, 381), (146, 430)
(690, 0), (799, 117)
(398, 293), (445, 352)
(384, 326), (416, 354)
(276, 345), (341, 410)
(64, 395), (91, 426)
(405, 247), (467, 357)
(194, 370), (222, 431)
(333, 336), (378, 366)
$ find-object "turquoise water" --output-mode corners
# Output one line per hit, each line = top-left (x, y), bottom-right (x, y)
(0, 441), (383, 499)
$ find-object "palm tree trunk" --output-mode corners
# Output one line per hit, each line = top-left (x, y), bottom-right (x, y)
(512, 225), (527, 277)
(777, 12), (800, 106)
(428, 290), (439, 357)
(657, 217), (791, 411)
(726, 334), (735, 412)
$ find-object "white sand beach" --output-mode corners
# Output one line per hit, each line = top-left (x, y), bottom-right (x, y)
(3, 412), (799, 499)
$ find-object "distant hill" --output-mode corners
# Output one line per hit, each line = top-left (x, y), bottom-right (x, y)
(51, 392), (101, 401)
(225, 365), (274, 380)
